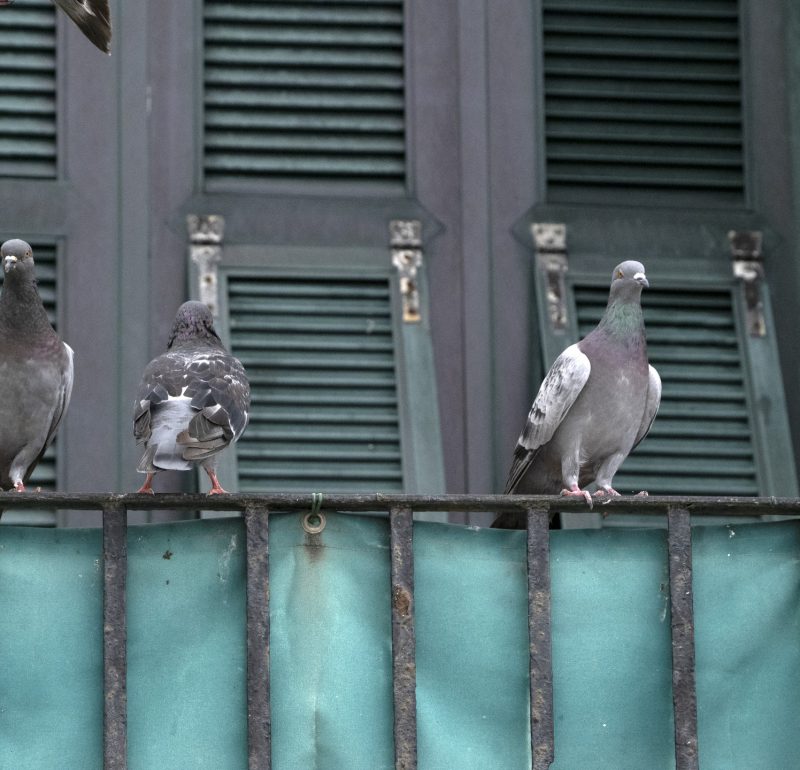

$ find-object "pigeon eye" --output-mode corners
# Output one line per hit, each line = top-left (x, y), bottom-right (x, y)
(616, 270), (624, 278)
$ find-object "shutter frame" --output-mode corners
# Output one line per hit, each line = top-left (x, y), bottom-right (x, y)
(191, 244), (445, 507)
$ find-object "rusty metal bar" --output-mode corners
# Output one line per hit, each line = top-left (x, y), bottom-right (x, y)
(389, 505), (417, 770)
(102, 502), (128, 770)
(0, 492), (798, 516)
(244, 505), (272, 770)
(667, 507), (699, 770)
(527, 507), (554, 770)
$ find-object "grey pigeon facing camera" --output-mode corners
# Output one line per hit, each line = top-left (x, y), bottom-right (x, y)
(0, 239), (73, 497)
(493, 261), (661, 529)
(133, 301), (250, 494)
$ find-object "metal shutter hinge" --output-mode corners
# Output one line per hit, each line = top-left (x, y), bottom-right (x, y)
(390, 220), (423, 324)
(532, 223), (569, 331)
(187, 214), (225, 316)
(729, 230), (766, 338)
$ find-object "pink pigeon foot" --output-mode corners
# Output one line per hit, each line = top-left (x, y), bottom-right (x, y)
(205, 469), (228, 495)
(137, 473), (155, 494)
(13, 481), (24, 492)
(560, 484), (593, 508)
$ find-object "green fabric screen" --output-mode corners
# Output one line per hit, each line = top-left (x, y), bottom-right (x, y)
(0, 515), (798, 768)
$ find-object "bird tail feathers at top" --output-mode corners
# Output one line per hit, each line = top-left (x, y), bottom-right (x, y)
(53, 0), (112, 54)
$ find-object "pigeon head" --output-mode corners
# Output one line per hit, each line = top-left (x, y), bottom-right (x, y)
(609, 260), (649, 302)
(1, 239), (37, 283)
(168, 301), (222, 348)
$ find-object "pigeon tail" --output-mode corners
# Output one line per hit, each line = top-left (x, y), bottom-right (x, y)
(53, 0), (112, 54)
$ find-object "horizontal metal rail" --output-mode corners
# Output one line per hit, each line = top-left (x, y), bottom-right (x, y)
(0, 491), (798, 514)
(2, 493), (796, 770)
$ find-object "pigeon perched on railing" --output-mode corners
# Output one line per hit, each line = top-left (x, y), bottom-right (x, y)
(0, 0), (112, 54)
(493, 260), (661, 529)
(133, 301), (250, 494)
(0, 240), (73, 496)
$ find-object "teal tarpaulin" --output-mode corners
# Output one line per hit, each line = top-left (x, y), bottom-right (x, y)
(0, 515), (798, 769)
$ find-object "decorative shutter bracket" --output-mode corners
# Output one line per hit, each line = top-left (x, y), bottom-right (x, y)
(729, 230), (766, 338)
(390, 220), (423, 323)
(532, 222), (569, 331)
(187, 214), (225, 316)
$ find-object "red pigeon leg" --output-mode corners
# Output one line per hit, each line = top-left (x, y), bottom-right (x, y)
(13, 480), (25, 492)
(205, 468), (228, 495)
(137, 473), (155, 494)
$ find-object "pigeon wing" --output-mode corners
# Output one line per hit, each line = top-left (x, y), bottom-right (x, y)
(132, 351), (185, 444)
(632, 365), (662, 450)
(504, 344), (591, 493)
(24, 342), (74, 483)
(176, 352), (251, 461)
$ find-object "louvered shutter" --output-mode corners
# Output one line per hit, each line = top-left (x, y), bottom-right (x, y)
(0, 241), (59, 526)
(542, 0), (745, 205)
(195, 246), (445, 500)
(573, 282), (758, 496)
(202, 1), (406, 188)
(0, 0), (57, 178)
(228, 274), (403, 492)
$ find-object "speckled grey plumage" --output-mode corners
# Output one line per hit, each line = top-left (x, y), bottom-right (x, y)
(493, 261), (661, 529)
(0, 240), (73, 500)
(133, 301), (250, 492)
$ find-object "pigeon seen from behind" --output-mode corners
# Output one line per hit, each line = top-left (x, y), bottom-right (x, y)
(133, 301), (250, 494)
(0, 239), (74, 496)
(493, 260), (661, 529)
(0, 0), (112, 54)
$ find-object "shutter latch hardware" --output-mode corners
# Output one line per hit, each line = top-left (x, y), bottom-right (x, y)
(729, 230), (766, 337)
(187, 214), (225, 317)
(390, 220), (423, 324)
(532, 223), (568, 331)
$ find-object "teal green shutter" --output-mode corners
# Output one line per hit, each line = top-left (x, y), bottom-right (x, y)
(202, 1), (406, 188)
(195, 246), (445, 499)
(0, 0), (57, 178)
(227, 274), (403, 492)
(542, 0), (745, 205)
(573, 282), (758, 496)
(0, 241), (58, 525)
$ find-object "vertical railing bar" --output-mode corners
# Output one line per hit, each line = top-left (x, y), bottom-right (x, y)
(244, 505), (271, 770)
(103, 502), (128, 770)
(389, 505), (417, 770)
(527, 506), (555, 770)
(667, 506), (700, 770)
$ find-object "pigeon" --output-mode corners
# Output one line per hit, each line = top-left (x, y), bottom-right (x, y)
(0, 0), (112, 54)
(0, 240), (74, 497)
(493, 260), (661, 529)
(133, 301), (250, 494)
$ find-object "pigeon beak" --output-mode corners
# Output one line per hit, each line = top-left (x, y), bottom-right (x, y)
(3, 256), (17, 273)
(633, 271), (649, 288)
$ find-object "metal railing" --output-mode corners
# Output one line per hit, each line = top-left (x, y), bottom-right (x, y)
(3, 492), (800, 770)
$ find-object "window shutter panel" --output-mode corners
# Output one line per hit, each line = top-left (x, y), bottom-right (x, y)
(0, 0), (56, 179)
(542, 0), (745, 205)
(203, 1), (406, 188)
(228, 274), (404, 492)
(195, 246), (445, 500)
